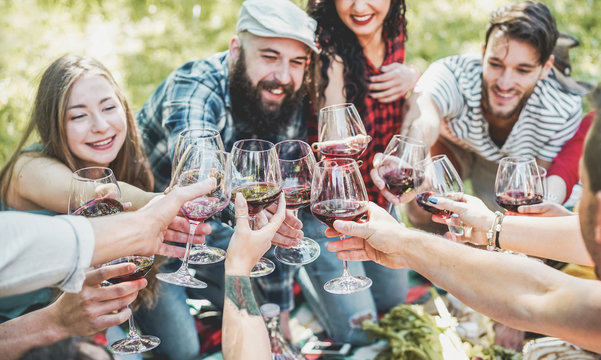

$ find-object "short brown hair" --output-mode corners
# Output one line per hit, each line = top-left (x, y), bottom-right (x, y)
(485, 1), (558, 65)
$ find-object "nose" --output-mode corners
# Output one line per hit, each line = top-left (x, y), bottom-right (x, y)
(497, 69), (516, 90)
(273, 61), (292, 85)
(91, 112), (110, 133)
(352, 0), (368, 11)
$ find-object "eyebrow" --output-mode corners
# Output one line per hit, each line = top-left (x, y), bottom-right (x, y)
(258, 48), (308, 61)
(489, 57), (538, 69)
(67, 97), (113, 110)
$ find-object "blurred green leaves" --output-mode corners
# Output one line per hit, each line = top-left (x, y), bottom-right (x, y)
(1, 0), (600, 166)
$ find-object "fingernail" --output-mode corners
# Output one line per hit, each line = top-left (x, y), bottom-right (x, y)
(428, 196), (438, 204)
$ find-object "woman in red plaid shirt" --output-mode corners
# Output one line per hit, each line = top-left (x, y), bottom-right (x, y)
(296, 0), (419, 346)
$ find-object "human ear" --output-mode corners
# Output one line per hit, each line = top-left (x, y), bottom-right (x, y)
(229, 36), (242, 64)
(539, 55), (555, 80)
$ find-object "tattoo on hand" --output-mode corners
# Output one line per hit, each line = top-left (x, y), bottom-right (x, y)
(225, 275), (260, 316)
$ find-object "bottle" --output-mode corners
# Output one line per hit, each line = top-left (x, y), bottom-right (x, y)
(260, 303), (306, 360)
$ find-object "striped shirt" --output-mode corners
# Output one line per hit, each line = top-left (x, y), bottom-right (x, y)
(415, 55), (582, 162)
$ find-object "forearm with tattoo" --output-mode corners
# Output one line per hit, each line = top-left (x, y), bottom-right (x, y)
(225, 275), (260, 316)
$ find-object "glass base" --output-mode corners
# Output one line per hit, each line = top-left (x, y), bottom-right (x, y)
(110, 334), (160, 354)
(187, 245), (226, 265)
(324, 275), (372, 295)
(156, 270), (207, 288)
(250, 257), (275, 277)
(274, 237), (320, 265)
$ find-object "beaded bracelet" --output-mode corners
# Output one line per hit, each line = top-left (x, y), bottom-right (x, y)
(486, 211), (505, 251)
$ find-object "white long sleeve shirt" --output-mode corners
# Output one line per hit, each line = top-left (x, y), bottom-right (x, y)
(0, 212), (94, 297)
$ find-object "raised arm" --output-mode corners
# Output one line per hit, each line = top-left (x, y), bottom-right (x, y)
(400, 91), (443, 149)
(222, 192), (286, 360)
(326, 203), (601, 352)
(430, 195), (593, 266)
(9, 155), (155, 213)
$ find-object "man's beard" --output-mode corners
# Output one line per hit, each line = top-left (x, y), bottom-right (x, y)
(481, 78), (533, 120)
(229, 51), (305, 137)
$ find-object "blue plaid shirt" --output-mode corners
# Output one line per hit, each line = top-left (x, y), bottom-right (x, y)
(136, 51), (308, 311)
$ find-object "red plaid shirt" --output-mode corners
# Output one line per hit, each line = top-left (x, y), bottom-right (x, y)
(308, 34), (406, 207)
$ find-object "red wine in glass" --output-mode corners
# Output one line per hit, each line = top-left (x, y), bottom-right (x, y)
(181, 197), (228, 222)
(72, 197), (124, 217)
(496, 190), (543, 212)
(416, 191), (451, 217)
(311, 199), (368, 229)
(106, 256), (154, 284)
(231, 182), (282, 216)
(382, 168), (420, 197)
(283, 185), (311, 210)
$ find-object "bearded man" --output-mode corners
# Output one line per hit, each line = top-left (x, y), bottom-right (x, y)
(135, 0), (316, 358)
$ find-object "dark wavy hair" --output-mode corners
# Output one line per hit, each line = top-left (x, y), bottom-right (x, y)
(307, 0), (406, 112)
(584, 85), (601, 193)
(485, 1), (558, 65)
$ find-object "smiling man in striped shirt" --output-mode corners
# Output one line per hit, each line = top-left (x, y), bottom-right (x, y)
(397, 1), (582, 211)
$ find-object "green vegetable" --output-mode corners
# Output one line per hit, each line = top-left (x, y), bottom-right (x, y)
(362, 304), (445, 360)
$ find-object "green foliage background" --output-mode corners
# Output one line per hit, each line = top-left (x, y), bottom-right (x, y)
(1, 0), (599, 166)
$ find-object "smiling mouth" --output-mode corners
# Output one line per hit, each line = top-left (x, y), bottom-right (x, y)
(87, 136), (115, 148)
(267, 87), (283, 95)
(351, 14), (374, 25)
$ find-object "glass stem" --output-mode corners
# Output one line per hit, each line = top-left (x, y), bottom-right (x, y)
(179, 220), (200, 273)
(340, 236), (351, 278)
(126, 304), (140, 339)
(249, 215), (256, 231)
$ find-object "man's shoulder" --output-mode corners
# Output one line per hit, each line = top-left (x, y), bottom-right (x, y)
(533, 72), (583, 115)
(170, 51), (229, 86)
(438, 54), (482, 76)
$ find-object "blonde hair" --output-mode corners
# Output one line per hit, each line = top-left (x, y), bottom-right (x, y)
(1, 54), (153, 202)
(0, 54), (158, 306)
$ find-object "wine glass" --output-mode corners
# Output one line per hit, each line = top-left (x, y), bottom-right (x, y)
(376, 135), (427, 212)
(68, 167), (160, 354)
(68, 167), (123, 215)
(310, 158), (372, 294)
(156, 143), (231, 287)
(170, 128), (225, 187)
(415, 155), (465, 237)
(317, 103), (371, 161)
(273, 140), (320, 265)
(102, 255), (160, 354)
(495, 156), (544, 212)
(229, 139), (282, 277)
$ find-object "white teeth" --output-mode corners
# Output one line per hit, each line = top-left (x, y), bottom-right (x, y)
(90, 138), (112, 146)
(353, 14), (372, 21)
(269, 88), (283, 95)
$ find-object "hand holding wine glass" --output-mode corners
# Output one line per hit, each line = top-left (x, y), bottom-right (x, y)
(273, 140), (320, 265)
(229, 139), (282, 277)
(68, 167), (160, 354)
(311, 158), (372, 294)
(373, 135), (426, 208)
(415, 155), (465, 239)
(314, 103), (371, 161)
(156, 141), (230, 287)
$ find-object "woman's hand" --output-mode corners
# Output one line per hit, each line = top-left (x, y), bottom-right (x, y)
(369, 62), (420, 103)
(225, 192), (286, 276)
(48, 263), (146, 337)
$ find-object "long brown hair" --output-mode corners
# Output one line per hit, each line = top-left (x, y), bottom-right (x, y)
(0, 54), (153, 202)
(0, 54), (158, 306)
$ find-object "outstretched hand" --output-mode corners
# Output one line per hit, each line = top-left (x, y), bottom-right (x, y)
(325, 203), (408, 269)
(48, 263), (146, 337)
(429, 194), (494, 246)
(225, 192), (287, 275)
(516, 201), (574, 217)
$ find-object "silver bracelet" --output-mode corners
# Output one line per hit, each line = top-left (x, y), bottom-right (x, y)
(486, 211), (505, 251)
